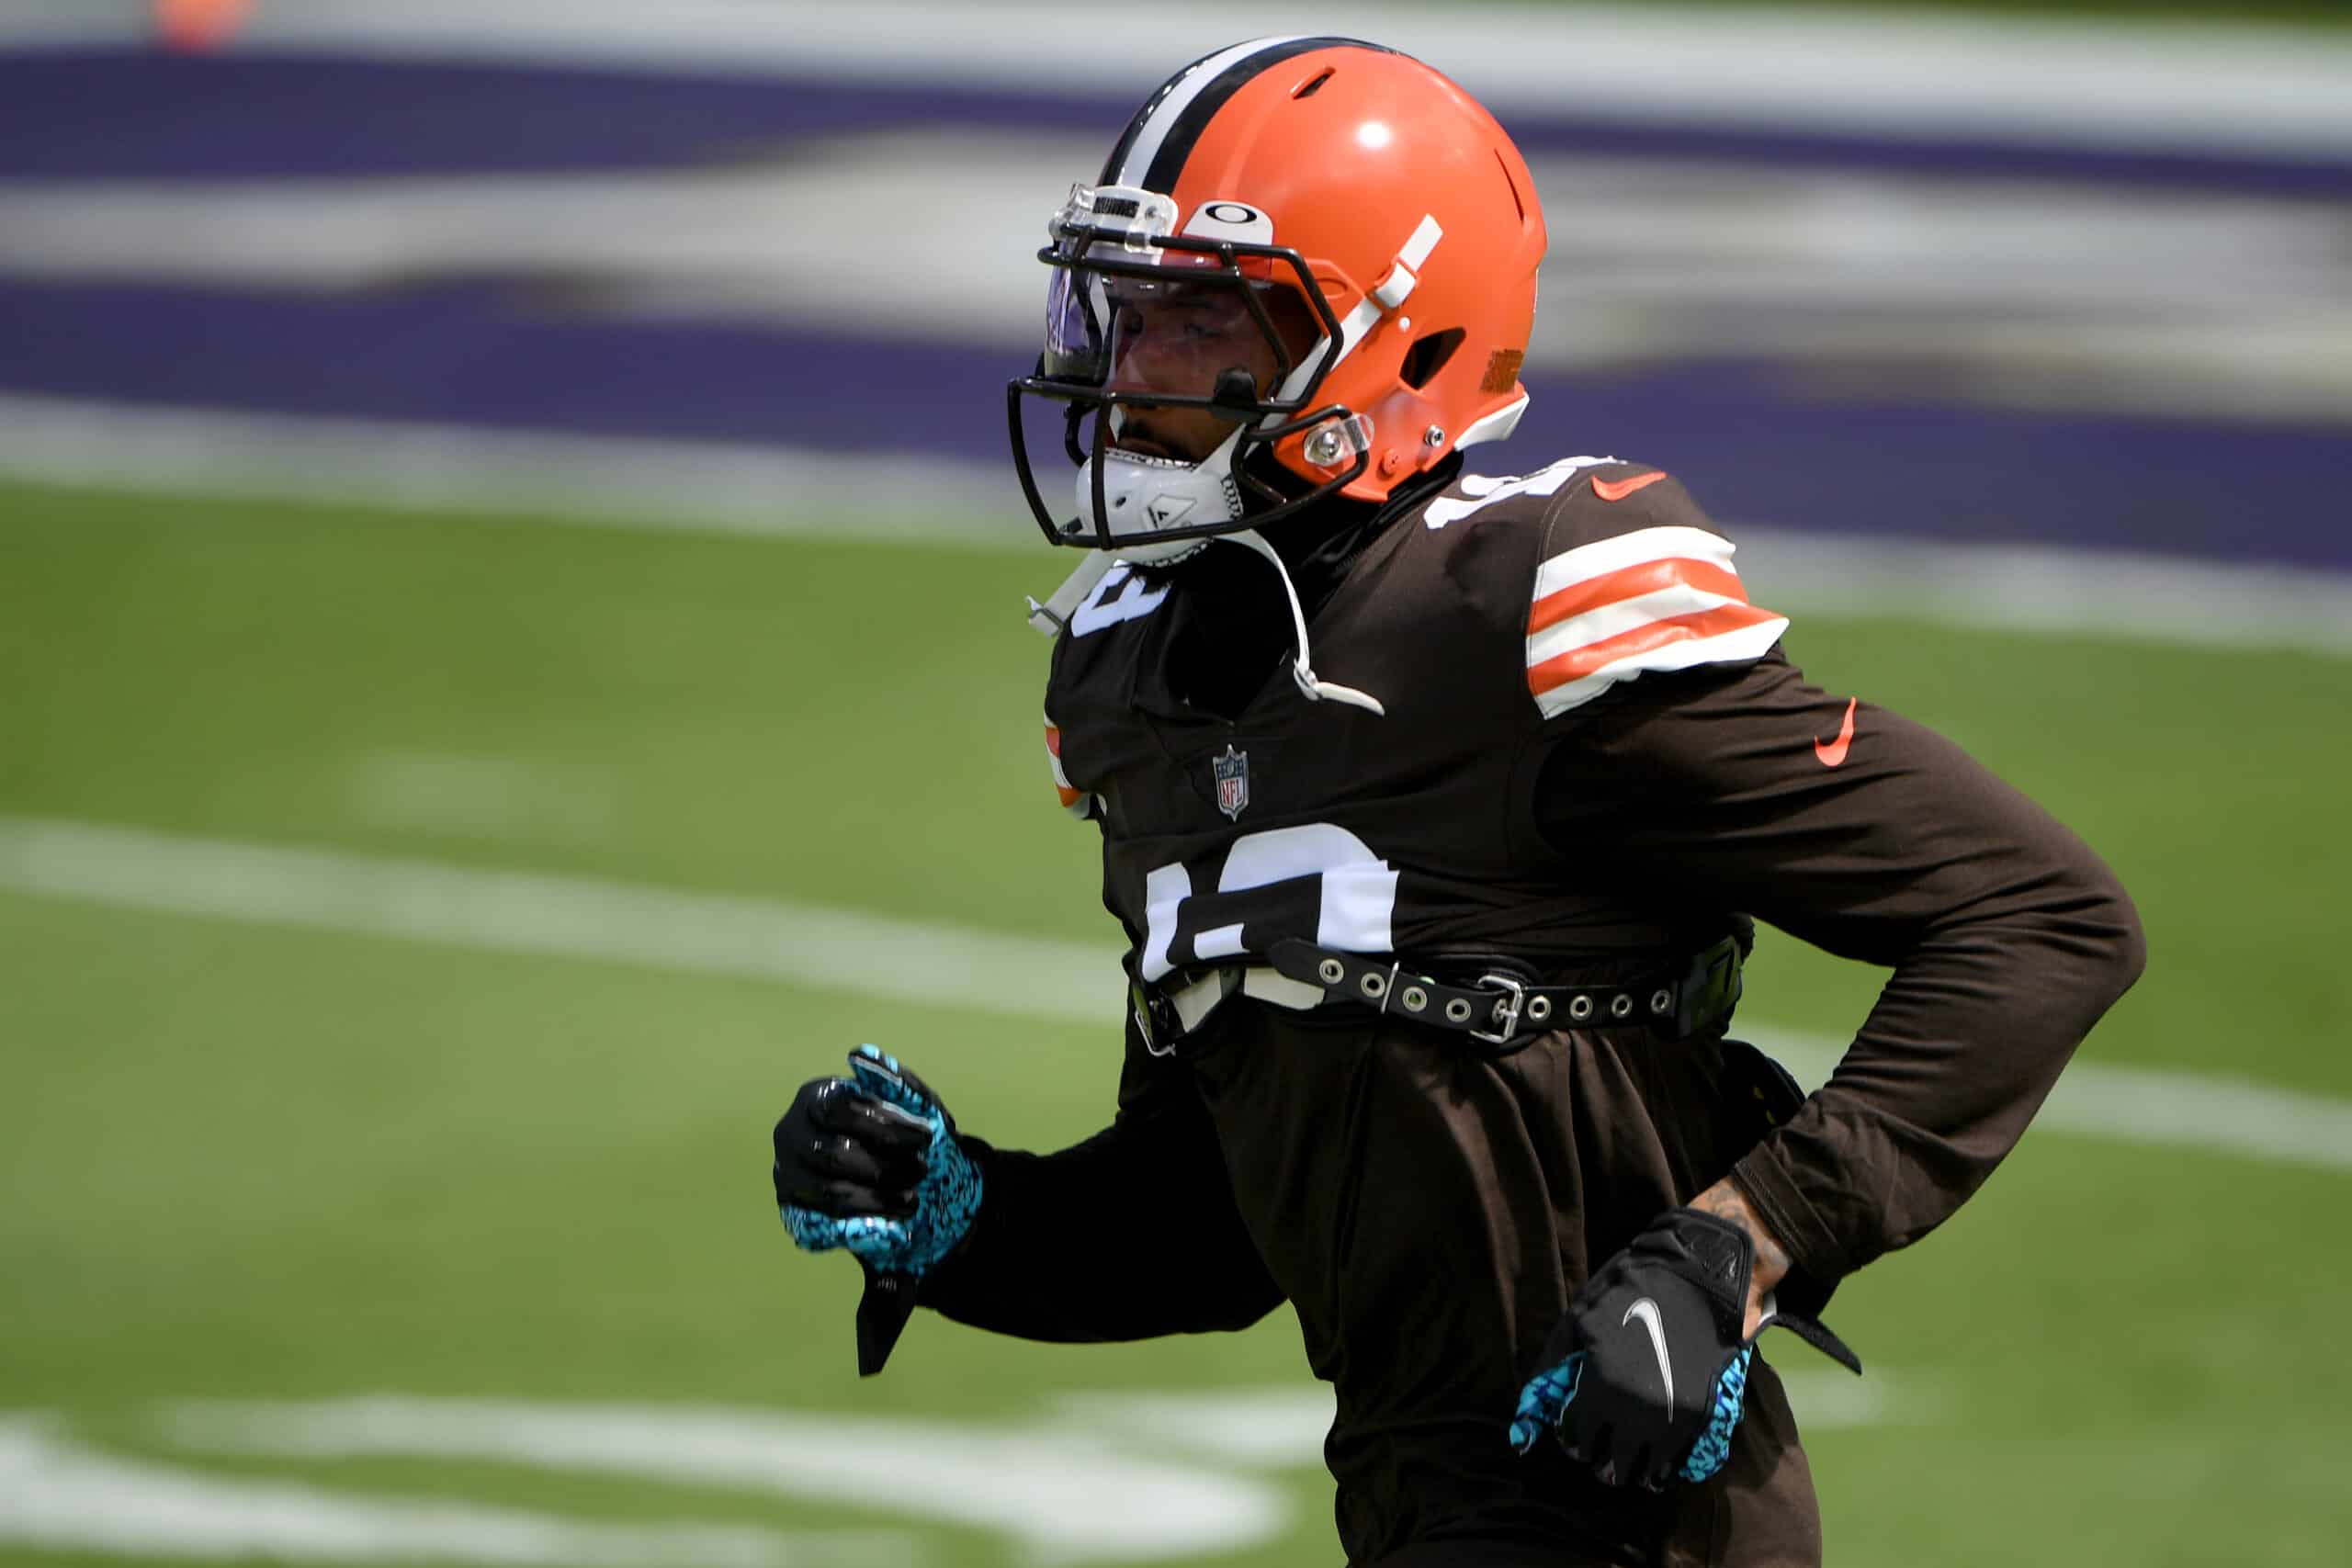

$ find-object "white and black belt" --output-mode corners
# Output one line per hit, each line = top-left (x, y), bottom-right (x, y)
(1140, 934), (1745, 1055)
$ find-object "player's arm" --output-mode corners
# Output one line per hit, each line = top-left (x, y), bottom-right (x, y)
(773, 1015), (1282, 1358)
(1535, 649), (2147, 1293)
(916, 1021), (1283, 1342)
(1510, 648), (2141, 1485)
(1499, 477), (2138, 1483)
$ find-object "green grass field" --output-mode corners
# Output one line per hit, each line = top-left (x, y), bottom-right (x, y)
(4, 479), (2349, 1567)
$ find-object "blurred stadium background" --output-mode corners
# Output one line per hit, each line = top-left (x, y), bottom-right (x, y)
(2, 2), (2348, 1564)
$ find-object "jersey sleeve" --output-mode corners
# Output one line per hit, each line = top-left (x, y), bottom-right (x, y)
(913, 1007), (1284, 1341)
(1521, 468), (1787, 719)
(1532, 651), (2145, 1288)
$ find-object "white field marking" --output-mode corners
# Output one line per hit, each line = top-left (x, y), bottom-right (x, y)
(157, 1397), (1287, 1563)
(0, 394), (1019, 550)
(0, 1415), (906, 1567)
(1049, 1390), (1340, 1468)
(2, 0), (2347, 160)
(153, 1384), (1908, 1513)
(1049, 1377), (1913, 1460)
(10, 1385), (1911, 1568)
(3, 394), (2347, 658)
(6, 814), (2352, 1175)
(1774, 1368), (1916, 1429)
(0, 814), (1111, 1025)
(1729, 527), (2352, 658)
(1745, 1029), (2352, 1178)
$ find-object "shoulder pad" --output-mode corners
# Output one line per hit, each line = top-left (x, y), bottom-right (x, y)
(1520, 462), (1788, 717)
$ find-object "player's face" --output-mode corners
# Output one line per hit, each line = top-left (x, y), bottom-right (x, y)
(1103, 279), (1317, 461)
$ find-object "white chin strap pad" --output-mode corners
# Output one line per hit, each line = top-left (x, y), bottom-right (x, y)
(1074, 429), (1248, 565)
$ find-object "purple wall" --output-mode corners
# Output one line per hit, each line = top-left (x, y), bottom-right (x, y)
(2, 48), (2346, 569)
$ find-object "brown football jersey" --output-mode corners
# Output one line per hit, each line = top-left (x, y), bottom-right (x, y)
(1043, 456), (1780, 980)
(922, 454), (2143, 1566)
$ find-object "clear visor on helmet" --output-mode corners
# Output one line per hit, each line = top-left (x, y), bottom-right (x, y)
(1005, 199), (1370, 554)
(1041, 265), (1104, 383)
(1040, 251), (1317, 411)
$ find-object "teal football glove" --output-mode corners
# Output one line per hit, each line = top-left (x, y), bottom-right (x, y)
(773, 1046), (981, 1372)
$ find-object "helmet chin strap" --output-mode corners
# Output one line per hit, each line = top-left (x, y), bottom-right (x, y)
(1070, 425), (1385, 716)
(1215, 528), (1386, 716)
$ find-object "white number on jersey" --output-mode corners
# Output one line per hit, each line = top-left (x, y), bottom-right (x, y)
(1070, 564), (1170, 637)
(1421, 456), (1620, 529)
(1139, 822), (1398, 982)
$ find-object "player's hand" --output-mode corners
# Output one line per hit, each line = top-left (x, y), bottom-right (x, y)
(1510, 1207), (1855, 1488)
(773, 1046), (981, 1279)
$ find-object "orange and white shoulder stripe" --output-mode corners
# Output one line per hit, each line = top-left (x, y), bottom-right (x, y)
(1526, 523), (1787, 717)
(1042, 714), (1093, 819)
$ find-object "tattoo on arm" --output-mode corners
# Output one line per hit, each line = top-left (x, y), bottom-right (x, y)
(1691, 1179), (1792, 1287)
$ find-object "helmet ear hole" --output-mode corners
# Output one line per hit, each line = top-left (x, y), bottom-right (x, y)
(1399, 327), (1465, 390)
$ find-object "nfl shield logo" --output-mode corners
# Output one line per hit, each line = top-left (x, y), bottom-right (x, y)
(1212, 744), (1250, 821)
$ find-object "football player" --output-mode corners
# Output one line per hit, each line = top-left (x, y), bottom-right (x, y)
(772, 38), (2144, 1567)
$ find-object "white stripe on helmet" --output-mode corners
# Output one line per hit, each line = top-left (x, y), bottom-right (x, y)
(1108, 36), (1309, 189)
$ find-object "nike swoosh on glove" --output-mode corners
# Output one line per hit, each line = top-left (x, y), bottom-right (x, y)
(1509, 1207), (1860, 1489)
(776, 1046), (980, 1277)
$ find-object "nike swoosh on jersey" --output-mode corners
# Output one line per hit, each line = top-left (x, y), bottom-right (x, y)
(1815, 697), (1858, 767)
(1526, 525), (1789, 717)
(1592, 470), (1668, 502)
(1623, 1297), (1674, 1407)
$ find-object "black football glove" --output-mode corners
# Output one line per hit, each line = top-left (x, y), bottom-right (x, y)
(772, 1046), (982, 1374)
(1510, 1207), (1860, 1489)
(773, 1061), (930, 1222)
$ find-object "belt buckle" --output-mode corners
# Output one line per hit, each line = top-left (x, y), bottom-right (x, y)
(1468, 972), (1527, 1045)
(1133, 979), (1178, 1058)
(1141, 967), (1252, 1056)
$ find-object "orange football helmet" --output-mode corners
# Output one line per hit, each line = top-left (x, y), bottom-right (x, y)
(1009, 37), (1548, 560)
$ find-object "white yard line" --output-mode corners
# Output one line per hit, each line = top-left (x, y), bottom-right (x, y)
(1740, 1030), (2352, 1181)
(4, 813), (2349, 1175)
(3, 395), (2346, 656)
(155, 1397), (1287, 1562)
(0, 393), (1015, 550)
(1053, 1375), (1899, 1450)
(0, 1416), (900, 1567)
(3, 1), (2347, 161)
(2, 1378), (1912, 1562)
(8, 1379), (1905, 1565)
(1727, 531), (2352, 659)
(0, 814), (1110, 1023)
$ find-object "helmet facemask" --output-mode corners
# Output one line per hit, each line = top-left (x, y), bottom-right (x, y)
(1009, 184), (1374, 562)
